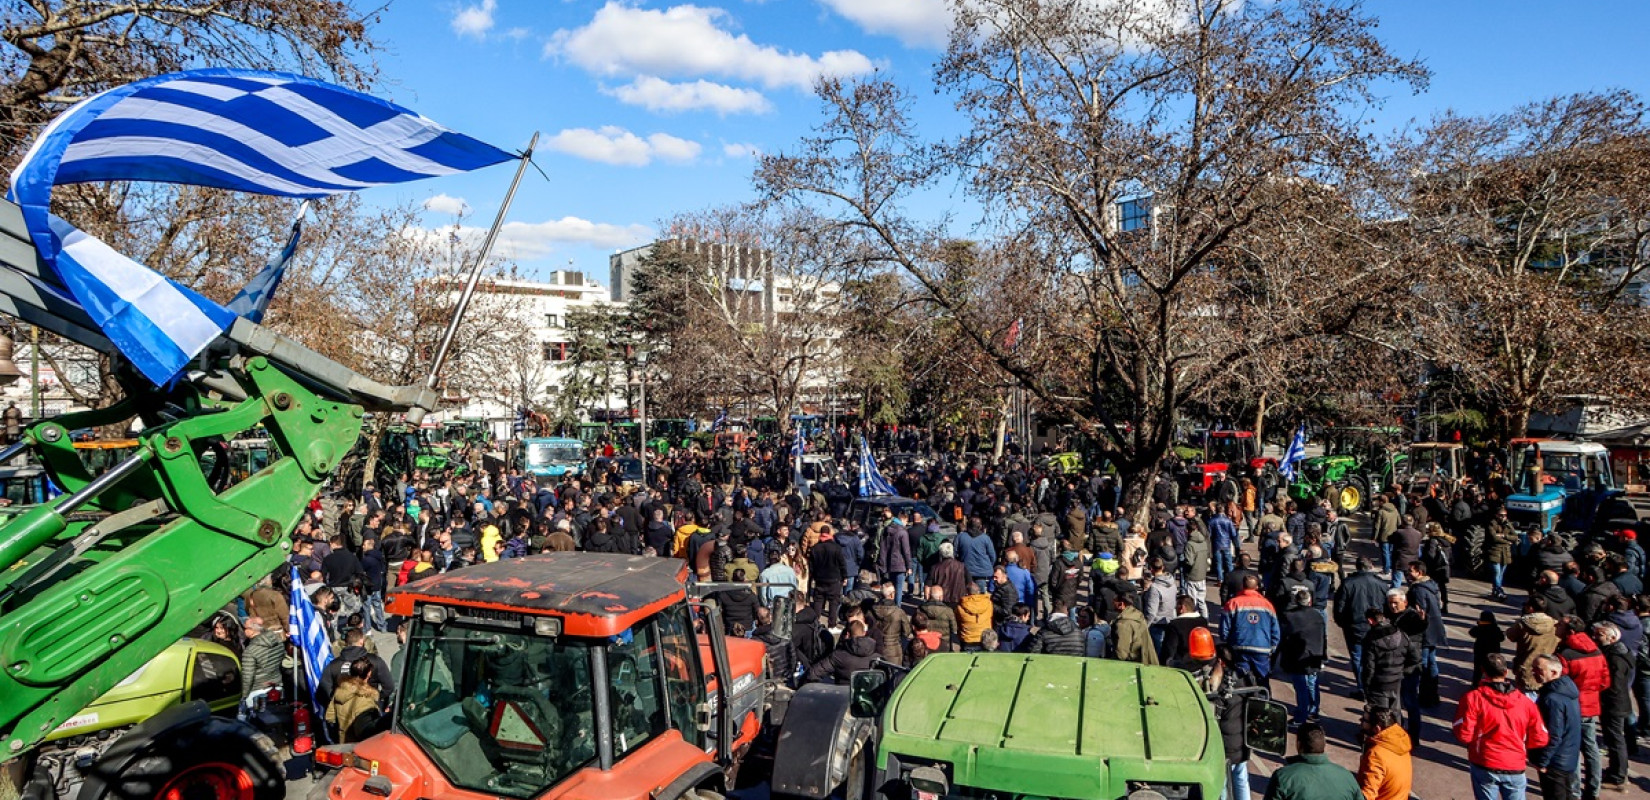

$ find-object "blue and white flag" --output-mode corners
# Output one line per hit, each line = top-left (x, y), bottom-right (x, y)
(8, 68), (517, 385)
(1278, 425), (1308, 482)
(858, 436), (898, 498)
(288, 566), (335, 713)
(790, 425), (805, 458)
(711, 408), (728, 432)
(225, 200), (308, 323)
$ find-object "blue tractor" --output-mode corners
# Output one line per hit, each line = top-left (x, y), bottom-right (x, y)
(1504, 440), (1618, 546)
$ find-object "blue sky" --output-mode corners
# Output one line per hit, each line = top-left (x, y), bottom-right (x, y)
(362, 1), (1650, 285)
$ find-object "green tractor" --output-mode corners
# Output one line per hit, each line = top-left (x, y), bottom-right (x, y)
(1288, 426), (1404, 514)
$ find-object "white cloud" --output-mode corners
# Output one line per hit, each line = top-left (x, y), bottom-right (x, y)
(546, 126), (703, 166)
(606, 76), (773, 115)
(451, 0), (497, 38)
(504, 26), (531, 41)
(818, 0), (952, 48)
(547, 2), (875, 90)
(423, 193), (471, 216)
(723, 142), (762, 158)
(409, 218), (653, 261)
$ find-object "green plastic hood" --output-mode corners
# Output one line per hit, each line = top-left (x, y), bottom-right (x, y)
(878, 653), (1219, 798)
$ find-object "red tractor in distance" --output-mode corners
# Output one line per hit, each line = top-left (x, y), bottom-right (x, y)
(1179, 430), (1282, 503)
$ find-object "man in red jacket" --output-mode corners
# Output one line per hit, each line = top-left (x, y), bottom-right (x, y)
(1557, 615), (1610, 799)
(1454, 654), (1549, 800)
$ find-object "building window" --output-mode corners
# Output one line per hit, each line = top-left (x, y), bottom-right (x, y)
(546, 313), (561, 328)
(542, 342), (570, 362)
(1118, 198), (1150, 233)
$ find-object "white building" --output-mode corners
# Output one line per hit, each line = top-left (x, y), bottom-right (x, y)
(610, 238), (846, 414)
(433, 269), (629, 428)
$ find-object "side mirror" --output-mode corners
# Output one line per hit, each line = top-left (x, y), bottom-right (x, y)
(849, 669), (888, 718)
(1243, 698), (1289, 755)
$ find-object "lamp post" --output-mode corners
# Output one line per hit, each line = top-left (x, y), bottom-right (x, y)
(633, 346), (649, 489)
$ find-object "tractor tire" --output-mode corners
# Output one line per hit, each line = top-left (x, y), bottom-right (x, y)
(1336, 478), (1369, 516)
(78, 717), (284, 800)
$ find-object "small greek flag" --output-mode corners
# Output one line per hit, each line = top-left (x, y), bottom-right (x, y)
(790, 425), (805, 458)
(858, 436), (898, 498)
(225, 200), (307, 323)
(288, 566), (335, 712)
(8, 68), (516, 386)
(1279, 425), (1308, 482)
(711, 408), (728, 432)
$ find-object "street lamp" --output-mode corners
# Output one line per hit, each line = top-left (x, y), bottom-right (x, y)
(0, 329), (23, 387)
(631, 345), (649, 489)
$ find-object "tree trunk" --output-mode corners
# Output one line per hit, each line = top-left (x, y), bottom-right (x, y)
(362, 415), (389, 490)
(1251, 391), (1269, 442)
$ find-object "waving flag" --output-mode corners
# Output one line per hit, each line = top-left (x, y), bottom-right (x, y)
(1278, 425), (1308, 482)
(225, 200), (308, 323)
(8, 68), (517, 385)
(711, 408), (728, 432)
(287, 566), (334, 714)
(858, 436), (898, 498)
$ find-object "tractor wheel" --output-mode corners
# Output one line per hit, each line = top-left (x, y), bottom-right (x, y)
(1337, 478), (1369, 515)
(79, 722), (284, 800)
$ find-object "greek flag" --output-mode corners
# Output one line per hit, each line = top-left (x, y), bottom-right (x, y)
(1279, 425), (1308, 482)
(711, 408), (728, 432)
(858, 436), (898, 497)
(8, 68), (516, 386)
(288, 566), (335, 713)
(225, 200), (307, 323)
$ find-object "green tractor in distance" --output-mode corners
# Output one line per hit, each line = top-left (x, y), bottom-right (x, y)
(1288, 426), (1404, 515)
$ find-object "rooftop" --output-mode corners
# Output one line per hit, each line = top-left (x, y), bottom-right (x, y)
(386, 553), (689, 637)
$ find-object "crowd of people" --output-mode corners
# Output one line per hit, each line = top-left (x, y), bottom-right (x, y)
(219, 431), (1650, 796)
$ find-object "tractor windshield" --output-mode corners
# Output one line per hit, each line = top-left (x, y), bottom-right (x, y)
(525, 442), (583, 467)
(1205, 435), (1253, 465)
(398, 621), (598, 798)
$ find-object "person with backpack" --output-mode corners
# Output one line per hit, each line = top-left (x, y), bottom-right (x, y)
(1420, 522), (1455, 613)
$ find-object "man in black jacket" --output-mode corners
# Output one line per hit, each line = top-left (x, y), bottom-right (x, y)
(808, 530), (849, 627)
(317, 628), (394, 710)
(1280, 587), (1327, 724)
(1595, 621), (1635, 792)
(751, 606), (795, 685)
(1362, 605), (1418, 716)
(803, 621), (877, 684)
(714, 567), (762, 635)
(1334, 558), (1387, 701)
(1028, 601), (1086, 656)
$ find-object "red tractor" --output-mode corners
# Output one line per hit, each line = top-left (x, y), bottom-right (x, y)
(313, 553), (777, 800)
(1180, 430), (1282, 502)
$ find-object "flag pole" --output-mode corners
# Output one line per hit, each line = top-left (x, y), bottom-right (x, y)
(424, 132), (540, 394)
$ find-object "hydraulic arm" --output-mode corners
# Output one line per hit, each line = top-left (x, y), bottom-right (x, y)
(0, 196), (432, 761)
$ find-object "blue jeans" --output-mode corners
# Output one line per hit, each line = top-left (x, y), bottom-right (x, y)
(1575, 716), (1600, 798)
(1222, 760), (1249, 800)
(1347, 640), (1366, 695)
(1422, 646), (1439, 681)
(1382, 542), (1393, 574)
(1291, 669), (1320, 722)
(1469, 765), (1526, 800)
(911, 561), (926, 594)
(890, 572), (909, 606)
(1402, 673), (1422, 744)
(1213, 546), (1235, 581)
(365, 591), (386, 632)
(1391, 569), (1406, 589)
(1489, 562), (1507, 595)
(1636, 672), (1650, 737)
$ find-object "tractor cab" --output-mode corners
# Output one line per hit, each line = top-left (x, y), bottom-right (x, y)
(1288, 427), (1402, 513)
(1506, 441), (1617, 536)
(1400, 442), (1467, 495)
(321, 554), (774, 800)
(1181, 430), (1278, 500)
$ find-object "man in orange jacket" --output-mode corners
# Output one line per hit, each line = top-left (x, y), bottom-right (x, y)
(1356, 707), (1412, 800)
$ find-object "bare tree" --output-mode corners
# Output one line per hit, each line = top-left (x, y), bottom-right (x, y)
(759, 0), (1426, 518)
(1395, 92), (1650, 436)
